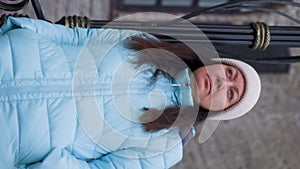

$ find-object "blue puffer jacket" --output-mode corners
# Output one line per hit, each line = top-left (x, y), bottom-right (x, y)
(0, 17), (194, 169)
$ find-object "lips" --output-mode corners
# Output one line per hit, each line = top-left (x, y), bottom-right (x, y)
(205, 74), (211, 95)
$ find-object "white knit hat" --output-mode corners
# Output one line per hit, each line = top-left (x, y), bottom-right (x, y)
(207, 58), (261, 120)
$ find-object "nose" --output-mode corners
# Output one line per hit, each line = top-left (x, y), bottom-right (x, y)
(216, 77), (237, 90)
(216, 78), (225, 90)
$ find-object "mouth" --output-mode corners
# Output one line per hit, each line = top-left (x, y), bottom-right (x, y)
(205, 74), (212, 95)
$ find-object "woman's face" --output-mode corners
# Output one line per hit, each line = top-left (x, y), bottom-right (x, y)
(193, 64), (245, 111)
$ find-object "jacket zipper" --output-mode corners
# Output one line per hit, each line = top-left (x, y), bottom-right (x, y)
(171, 83), (190, 87)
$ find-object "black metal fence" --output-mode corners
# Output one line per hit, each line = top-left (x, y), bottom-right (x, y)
(1, 0), (300, 72)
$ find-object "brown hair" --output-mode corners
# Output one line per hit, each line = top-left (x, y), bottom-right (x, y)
(125, 35), (210, 133)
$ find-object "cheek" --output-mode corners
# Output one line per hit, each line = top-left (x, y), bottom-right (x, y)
(211, 93), (227, 109)
(199, 94), (211, 110)
(200, 91), (228, 111)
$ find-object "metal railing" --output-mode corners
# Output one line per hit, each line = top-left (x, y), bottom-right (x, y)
(1, 0), (300, 64)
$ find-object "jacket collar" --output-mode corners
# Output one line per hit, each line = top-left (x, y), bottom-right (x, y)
(172, 68), (195, 107)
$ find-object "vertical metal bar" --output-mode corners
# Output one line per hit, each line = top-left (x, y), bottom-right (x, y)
(31, 0), (45, 20)
(109, 0), (118, 19)
(156, 0), (162, 6)
(192, 0), (199, 6)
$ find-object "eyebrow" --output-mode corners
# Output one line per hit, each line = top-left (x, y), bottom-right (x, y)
(231, 67), (241, 102)
(233, 67), (238, 80)
(234, 87), (240, 103)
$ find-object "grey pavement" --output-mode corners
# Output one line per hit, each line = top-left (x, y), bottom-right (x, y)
(2, 1), (300, 169)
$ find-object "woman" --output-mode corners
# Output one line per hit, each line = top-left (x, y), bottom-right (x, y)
(0, 17), (261, 169)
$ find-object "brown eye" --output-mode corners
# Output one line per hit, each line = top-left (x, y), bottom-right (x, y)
(226, 69), (233, 79)
(228, 89), (234, 100)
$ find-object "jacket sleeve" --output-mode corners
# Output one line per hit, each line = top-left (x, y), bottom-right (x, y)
(0, 17), (144, 46)
(25, 141), (183, 169)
